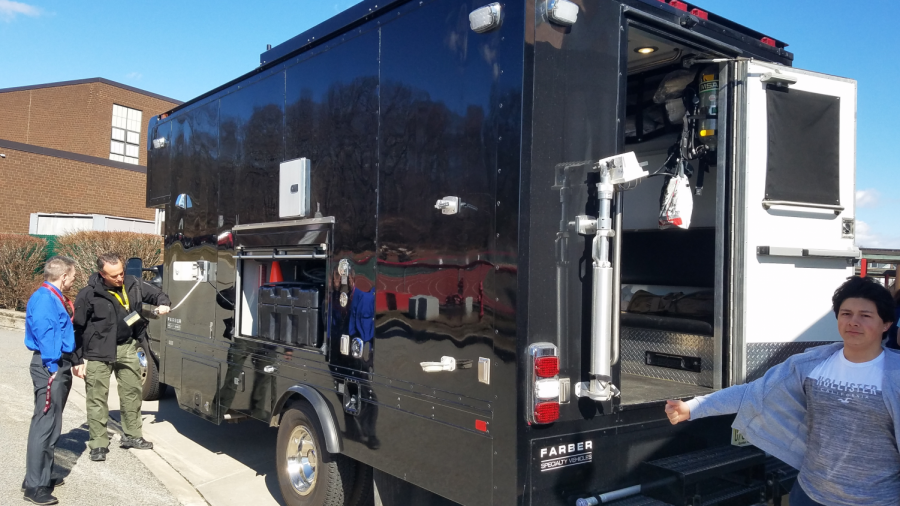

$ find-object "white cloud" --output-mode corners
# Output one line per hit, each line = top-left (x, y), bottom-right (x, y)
(856, 188), (880, 209)
(0, 0), (41, 22)
(856, 220), (900, 249)
(125, 72), (143, 80)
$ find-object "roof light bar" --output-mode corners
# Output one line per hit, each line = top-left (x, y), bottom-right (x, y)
(690, 8), (708, 20)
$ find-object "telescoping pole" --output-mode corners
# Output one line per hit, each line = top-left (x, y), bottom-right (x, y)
(588, 165), (617, 401)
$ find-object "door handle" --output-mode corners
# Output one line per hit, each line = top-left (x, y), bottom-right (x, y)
(420, 356), (457, 372)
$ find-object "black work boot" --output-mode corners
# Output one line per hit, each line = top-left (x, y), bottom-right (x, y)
(21, 477), (64, 492)
(120, 436), (153, 450)
(23, 486), (58, 505)
(90, 447), (109, 461)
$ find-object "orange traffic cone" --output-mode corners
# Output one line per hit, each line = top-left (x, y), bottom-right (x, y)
(269, 261), (284, 283)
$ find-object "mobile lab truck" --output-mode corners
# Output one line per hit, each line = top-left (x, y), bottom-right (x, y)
(141, 0), (859, 504)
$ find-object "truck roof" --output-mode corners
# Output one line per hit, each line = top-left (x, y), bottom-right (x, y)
(259, 0), (789, 66)
(158, 0), (792, 119)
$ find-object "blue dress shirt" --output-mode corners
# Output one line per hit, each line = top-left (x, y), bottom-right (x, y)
(24, 284), (74, 373)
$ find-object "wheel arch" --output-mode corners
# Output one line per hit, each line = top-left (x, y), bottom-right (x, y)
(271, 384), (342, 454)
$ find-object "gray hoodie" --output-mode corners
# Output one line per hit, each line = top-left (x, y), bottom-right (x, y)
(687, 343), (900, 470)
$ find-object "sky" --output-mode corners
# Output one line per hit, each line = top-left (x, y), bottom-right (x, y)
(1, 0), (897, 248)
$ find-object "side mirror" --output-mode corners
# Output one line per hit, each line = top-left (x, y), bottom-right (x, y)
(125, 257), (144, 279)
(148, 265), (163, 288)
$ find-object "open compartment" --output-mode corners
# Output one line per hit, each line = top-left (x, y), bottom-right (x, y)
(232, 219), (332, 350)
(617, 26), (728, 405)
(237, 256), (326, 346)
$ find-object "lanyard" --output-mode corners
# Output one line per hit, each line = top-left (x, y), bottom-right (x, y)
(108, 285), (129, 310)
(42, 282), (74, 321)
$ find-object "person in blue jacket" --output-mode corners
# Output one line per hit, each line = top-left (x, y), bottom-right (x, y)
(22, 255), (81, 506)
(666, 276), (899, 506)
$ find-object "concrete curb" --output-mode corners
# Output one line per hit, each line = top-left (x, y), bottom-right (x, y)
(129, 447), (210, 506)
(68, 363), (211, 506)
(0, 308), (25, 331)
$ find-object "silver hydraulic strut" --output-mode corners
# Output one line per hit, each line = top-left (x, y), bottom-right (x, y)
(566, 153), (645, 404)
(574, 163), (620, 402)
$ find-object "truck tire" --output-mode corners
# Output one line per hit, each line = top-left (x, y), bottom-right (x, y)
(347, 462), (374, 506)
(276, 403), (355, 506)
(138, 343), (165, 401)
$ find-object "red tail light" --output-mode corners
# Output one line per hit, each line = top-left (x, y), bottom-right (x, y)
(534, 356), (560, 378)
(534, 402), (560, 424)
(667, 0), (688, 11)
(761, 37), (776, 47)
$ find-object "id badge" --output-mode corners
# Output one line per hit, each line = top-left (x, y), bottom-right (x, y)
(124, 311), (141, 326)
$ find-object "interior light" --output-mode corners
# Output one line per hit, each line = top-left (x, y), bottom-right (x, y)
(635, 46), (658, 54)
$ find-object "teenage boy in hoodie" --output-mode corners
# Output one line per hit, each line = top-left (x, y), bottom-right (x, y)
(665, 276), (899, 506)
(73, 253), (170, 462)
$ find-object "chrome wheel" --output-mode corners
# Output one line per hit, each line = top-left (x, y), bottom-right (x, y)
(286, 425), (318, 496)
(137, 349), (148, 384)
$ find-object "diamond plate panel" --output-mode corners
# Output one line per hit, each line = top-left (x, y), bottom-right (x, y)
(745, 341), (834, 381)
(621, 327), (714, 387)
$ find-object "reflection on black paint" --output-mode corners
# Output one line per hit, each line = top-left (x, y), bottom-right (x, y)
(219, 73), (285, 227)
(169, 100), (219, 245)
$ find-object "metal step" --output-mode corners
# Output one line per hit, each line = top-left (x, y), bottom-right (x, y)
(640, 445), (766, 506)
(764, 456), (799, 506)
(605, 495), (669, 506)
(604, 480), (765, 506)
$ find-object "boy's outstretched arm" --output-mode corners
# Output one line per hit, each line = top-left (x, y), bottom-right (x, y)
(665, 399), (691, 425)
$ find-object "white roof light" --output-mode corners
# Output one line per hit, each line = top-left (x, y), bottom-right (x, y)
(548, 0), (579, 26)
(469, 3), (502, 33)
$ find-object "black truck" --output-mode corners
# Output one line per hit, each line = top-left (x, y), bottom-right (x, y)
(141, 0), (859, 504)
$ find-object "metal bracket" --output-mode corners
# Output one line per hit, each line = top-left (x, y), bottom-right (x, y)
(574, 215), (597, 236)
(575, 380), (620, 401)
(478, 357), (491, 384)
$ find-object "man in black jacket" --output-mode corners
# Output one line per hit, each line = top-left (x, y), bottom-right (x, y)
(73, 253), (171, 462)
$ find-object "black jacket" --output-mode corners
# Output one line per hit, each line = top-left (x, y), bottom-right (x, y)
(74, 273), (171, 362)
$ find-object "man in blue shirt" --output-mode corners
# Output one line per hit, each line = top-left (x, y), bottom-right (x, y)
(23, 255), (80, 506)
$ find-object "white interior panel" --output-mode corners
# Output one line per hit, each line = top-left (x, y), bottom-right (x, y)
(741, 61), (856, 344)
(240, 260), (262, 337)
(623, 134), (719, 230)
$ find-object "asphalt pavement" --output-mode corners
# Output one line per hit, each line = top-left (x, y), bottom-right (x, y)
(0, 328), (180, 506)
(1, 327), (296, 506)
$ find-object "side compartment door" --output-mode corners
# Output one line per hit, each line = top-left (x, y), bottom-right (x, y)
(733, 60), (857, 383)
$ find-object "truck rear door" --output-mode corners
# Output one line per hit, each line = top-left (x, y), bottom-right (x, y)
(731, 60), (858, 384)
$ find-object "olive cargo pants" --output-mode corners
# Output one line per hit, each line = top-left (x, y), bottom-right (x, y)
(84, 339), (143, 449)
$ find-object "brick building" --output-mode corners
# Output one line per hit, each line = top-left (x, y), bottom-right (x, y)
(0, 78), (180, 234)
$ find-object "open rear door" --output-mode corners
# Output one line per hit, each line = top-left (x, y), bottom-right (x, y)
(731, 60), (858, 384)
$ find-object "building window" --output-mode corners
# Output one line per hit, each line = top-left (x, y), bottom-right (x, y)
(110, 104), (142, 165)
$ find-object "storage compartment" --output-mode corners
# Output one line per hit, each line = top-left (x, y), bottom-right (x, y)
(238, 256), (326, 348)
